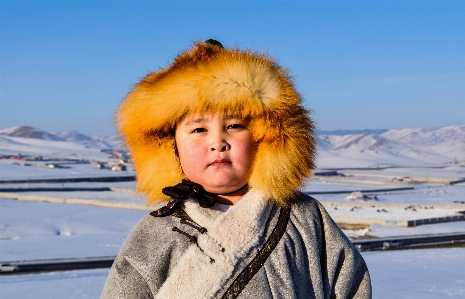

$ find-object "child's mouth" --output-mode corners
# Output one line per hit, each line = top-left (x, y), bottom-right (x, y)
(210, 159), (231, 166)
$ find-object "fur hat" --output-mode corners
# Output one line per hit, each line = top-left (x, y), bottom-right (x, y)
(117, 40), (316, 207)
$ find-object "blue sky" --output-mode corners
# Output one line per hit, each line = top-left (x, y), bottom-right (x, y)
(1, 0), (464, 136)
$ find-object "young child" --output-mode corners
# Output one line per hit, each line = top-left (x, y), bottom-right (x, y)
(101, 40), (371, 299)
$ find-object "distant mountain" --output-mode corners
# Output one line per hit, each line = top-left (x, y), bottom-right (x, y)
(53, 131), (120, 149)
(317, 129), (389, 136)
(381, 124), (465, 146)
(0, 126), (121, 149)
(0, 126), (64, 141)
(317, 124), (465, 167)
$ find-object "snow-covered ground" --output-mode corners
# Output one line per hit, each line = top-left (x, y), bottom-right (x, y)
(0, 159), (134, 181)
(0, 269), (110, 299)
(364, 248), (465, 299)
(2, 190), (464, 262)
(0, 199), (146, 261)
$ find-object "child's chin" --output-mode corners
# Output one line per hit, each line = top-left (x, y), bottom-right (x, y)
(204, 182), (244, 194)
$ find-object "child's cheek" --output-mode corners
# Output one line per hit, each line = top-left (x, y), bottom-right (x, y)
(179, 146), (207, 180)
(235, 137), (257, 170)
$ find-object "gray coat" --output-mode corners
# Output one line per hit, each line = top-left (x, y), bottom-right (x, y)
(101, 192), (371, 298)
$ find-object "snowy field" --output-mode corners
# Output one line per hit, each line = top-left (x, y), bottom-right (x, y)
(1, 126), (464, 298)
(0, 199), (146, 261)
(0, 159), (134, 181)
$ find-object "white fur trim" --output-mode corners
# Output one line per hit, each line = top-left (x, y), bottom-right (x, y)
(155, 189), (271, 299)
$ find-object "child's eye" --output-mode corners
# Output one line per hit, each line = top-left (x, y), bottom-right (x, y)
(191, 128), (207, 133)
(226, 124), (245, 130)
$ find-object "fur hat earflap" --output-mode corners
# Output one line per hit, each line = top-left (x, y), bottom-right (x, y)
(117, 40), (316, 207)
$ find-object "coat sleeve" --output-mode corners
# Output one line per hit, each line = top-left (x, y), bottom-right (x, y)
(315, 200), (372, 299)
(100, 254), (153, 299)
(99, 214), (191, 299)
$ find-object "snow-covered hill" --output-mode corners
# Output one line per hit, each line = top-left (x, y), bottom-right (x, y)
(0, 126), (122, 149)
(1, 125), (464, 167)
(0, 126), (64, 141)
(381, 124), (465, 146)
(317, 124), (465, 168)
(54, 131), (120, 149)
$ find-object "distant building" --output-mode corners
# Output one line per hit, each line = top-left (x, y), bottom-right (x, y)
(100, 149), (114, 153)
(314, 171), (339, 177)
(111, 164), (127, 171)
(109, 149), (131, 160)
(96, 163), (108, 169)
(45, 163), (71, 169)
(11, 156), (26, 162)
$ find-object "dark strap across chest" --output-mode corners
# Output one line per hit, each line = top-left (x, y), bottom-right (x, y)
(168, 204), (291, 299)
(221, 205), (291, 299)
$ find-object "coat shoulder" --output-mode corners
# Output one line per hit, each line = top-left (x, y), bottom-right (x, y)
(291, 192), (351, 245)
(290, 192), (326, 221)
(101, 211), (193, 298)
(118, 211), (190, 257)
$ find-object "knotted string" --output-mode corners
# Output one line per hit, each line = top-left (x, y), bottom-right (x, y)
(150, 179), (217, 217)
(150, 179), (248, 217)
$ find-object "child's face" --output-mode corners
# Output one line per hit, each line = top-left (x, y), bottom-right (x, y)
(175, 113), (256, 194)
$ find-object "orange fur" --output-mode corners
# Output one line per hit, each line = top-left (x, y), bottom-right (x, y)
(117, 41), (316, 207)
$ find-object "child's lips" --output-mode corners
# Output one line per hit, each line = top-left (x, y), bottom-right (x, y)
(209, 159), (231, 166)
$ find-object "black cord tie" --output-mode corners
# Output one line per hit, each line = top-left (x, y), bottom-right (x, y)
(180, 218), (207, 234)
(172, 227), (197, 244)
(172, 226), (216, 263)
(150, 179), (216, 217)
(177, 219), (225, 253)
(150, 179), (248, 217)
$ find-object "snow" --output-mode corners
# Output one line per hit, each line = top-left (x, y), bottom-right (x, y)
(8, 190), (146, 206)
(0, 269), (109, 299)
(358, 221), (465, 238)
(313, 185), (465, 207)
(0, 126), (63, 142)
(326, 205), (462, 221)
(316, 124), (465, 167)
(337, 165), (465, 180)
(0, 135), (105, 158)
(381, 124), (465, 146)
(0, 125), (122, 149)
(0, 198), (146, 261)
(363, 248), (465, 299)
(0, 160), (134, 181)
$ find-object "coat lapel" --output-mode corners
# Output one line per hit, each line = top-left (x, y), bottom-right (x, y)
(155, 189), (271, 299)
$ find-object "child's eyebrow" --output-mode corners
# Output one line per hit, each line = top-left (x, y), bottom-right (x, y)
(224, 114), (242, 120)
(183, 115), (244, 126)
(183, 118), (207, 127)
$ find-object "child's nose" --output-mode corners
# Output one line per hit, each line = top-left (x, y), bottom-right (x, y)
(211, 141), (230, 152)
